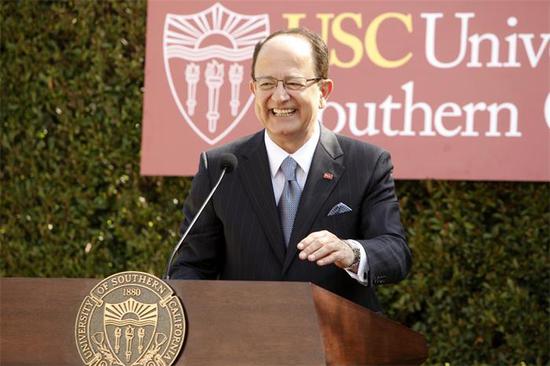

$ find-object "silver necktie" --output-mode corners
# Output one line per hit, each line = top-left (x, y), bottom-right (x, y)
(278, 157), (302, 247)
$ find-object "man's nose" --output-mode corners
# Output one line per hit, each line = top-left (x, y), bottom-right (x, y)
(270, 81), (290, 102)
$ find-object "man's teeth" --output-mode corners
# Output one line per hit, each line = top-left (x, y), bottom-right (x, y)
(272, 108), (296, 116)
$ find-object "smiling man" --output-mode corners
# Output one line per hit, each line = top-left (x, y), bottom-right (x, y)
(168, 28), (411, 312)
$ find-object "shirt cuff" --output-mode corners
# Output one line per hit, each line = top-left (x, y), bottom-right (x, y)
(343, 239), (369, 285)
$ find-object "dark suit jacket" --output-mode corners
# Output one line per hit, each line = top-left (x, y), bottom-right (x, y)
(169, 127), (411, 312)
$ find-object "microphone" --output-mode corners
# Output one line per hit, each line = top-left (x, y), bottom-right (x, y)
(164, 153), (238, 279)
(219, 153), (238, 173)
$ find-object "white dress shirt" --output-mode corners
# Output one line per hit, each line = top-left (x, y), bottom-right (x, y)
(263, 123), (369, 285)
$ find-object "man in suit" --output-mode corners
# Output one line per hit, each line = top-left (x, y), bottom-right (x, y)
(169, 28), (411, 312)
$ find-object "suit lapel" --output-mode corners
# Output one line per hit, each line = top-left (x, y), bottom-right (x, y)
(237, 132), (286, 265)
(282, 127), (345, 273)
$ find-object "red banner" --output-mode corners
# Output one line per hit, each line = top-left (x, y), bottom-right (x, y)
(140, 0), (550, 181)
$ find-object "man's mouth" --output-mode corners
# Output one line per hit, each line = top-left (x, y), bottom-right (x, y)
(271, 108), (296, 117)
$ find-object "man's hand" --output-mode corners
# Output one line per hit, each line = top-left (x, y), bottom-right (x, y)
(297, 230), (354, 269)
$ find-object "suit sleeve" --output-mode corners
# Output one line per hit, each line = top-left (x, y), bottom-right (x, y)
(357, 151), (411, 286)
(168, 153), (225, 279)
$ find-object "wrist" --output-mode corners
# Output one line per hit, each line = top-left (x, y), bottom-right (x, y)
(343, 240), (360, 271)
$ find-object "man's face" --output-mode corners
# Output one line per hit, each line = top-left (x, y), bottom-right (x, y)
(250, 35), (333, 152)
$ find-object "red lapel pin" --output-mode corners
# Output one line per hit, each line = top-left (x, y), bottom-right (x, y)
(323, 172), (334, 180)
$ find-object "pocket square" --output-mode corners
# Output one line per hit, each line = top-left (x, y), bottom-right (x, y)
(327, 202), (352, 216)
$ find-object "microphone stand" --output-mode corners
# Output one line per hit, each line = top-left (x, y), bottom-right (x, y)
(164, 167), (229, 279)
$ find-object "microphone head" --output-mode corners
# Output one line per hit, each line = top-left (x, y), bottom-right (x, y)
(219, 153), (238, 174)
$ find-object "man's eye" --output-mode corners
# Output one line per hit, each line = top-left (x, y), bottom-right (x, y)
(260, 81), (276, 88)
(286, 82), (304, 89)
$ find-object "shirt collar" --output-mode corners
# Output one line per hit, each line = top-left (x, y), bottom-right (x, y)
(264, 122), (320, 178)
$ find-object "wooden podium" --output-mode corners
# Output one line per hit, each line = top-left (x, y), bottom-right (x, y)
(1, 278), (427, 365)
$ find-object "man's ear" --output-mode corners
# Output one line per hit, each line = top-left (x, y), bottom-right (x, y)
(319, 79), (333, 108)
(249, 80), (256, 95)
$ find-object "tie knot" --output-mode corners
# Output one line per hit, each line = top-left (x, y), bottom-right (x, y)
(280, 156), (298, 182)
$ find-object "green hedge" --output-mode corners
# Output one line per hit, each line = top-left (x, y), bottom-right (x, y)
(1, 2), (548, 364)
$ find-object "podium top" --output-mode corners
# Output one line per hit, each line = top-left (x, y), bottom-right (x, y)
(1, 277), (427, 365)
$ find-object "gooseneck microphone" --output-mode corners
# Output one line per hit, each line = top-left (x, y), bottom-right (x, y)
(165, 153), (238, 279)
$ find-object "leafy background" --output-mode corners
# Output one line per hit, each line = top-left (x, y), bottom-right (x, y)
(1, 1), (548, 364)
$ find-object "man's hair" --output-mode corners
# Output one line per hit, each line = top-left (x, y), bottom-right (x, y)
(251, 28), (329, 80)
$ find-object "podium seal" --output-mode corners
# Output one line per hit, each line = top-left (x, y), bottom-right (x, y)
(74, 271), (185, 366)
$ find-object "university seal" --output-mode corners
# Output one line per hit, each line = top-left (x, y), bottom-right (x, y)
(74, 271), (185, 366)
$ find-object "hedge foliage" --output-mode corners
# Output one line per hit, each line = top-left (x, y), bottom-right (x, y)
(1, 1), (548, 364)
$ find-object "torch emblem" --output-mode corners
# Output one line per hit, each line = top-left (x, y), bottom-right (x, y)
(103, 298), (158, 365)
(163, 3), (269, 145)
